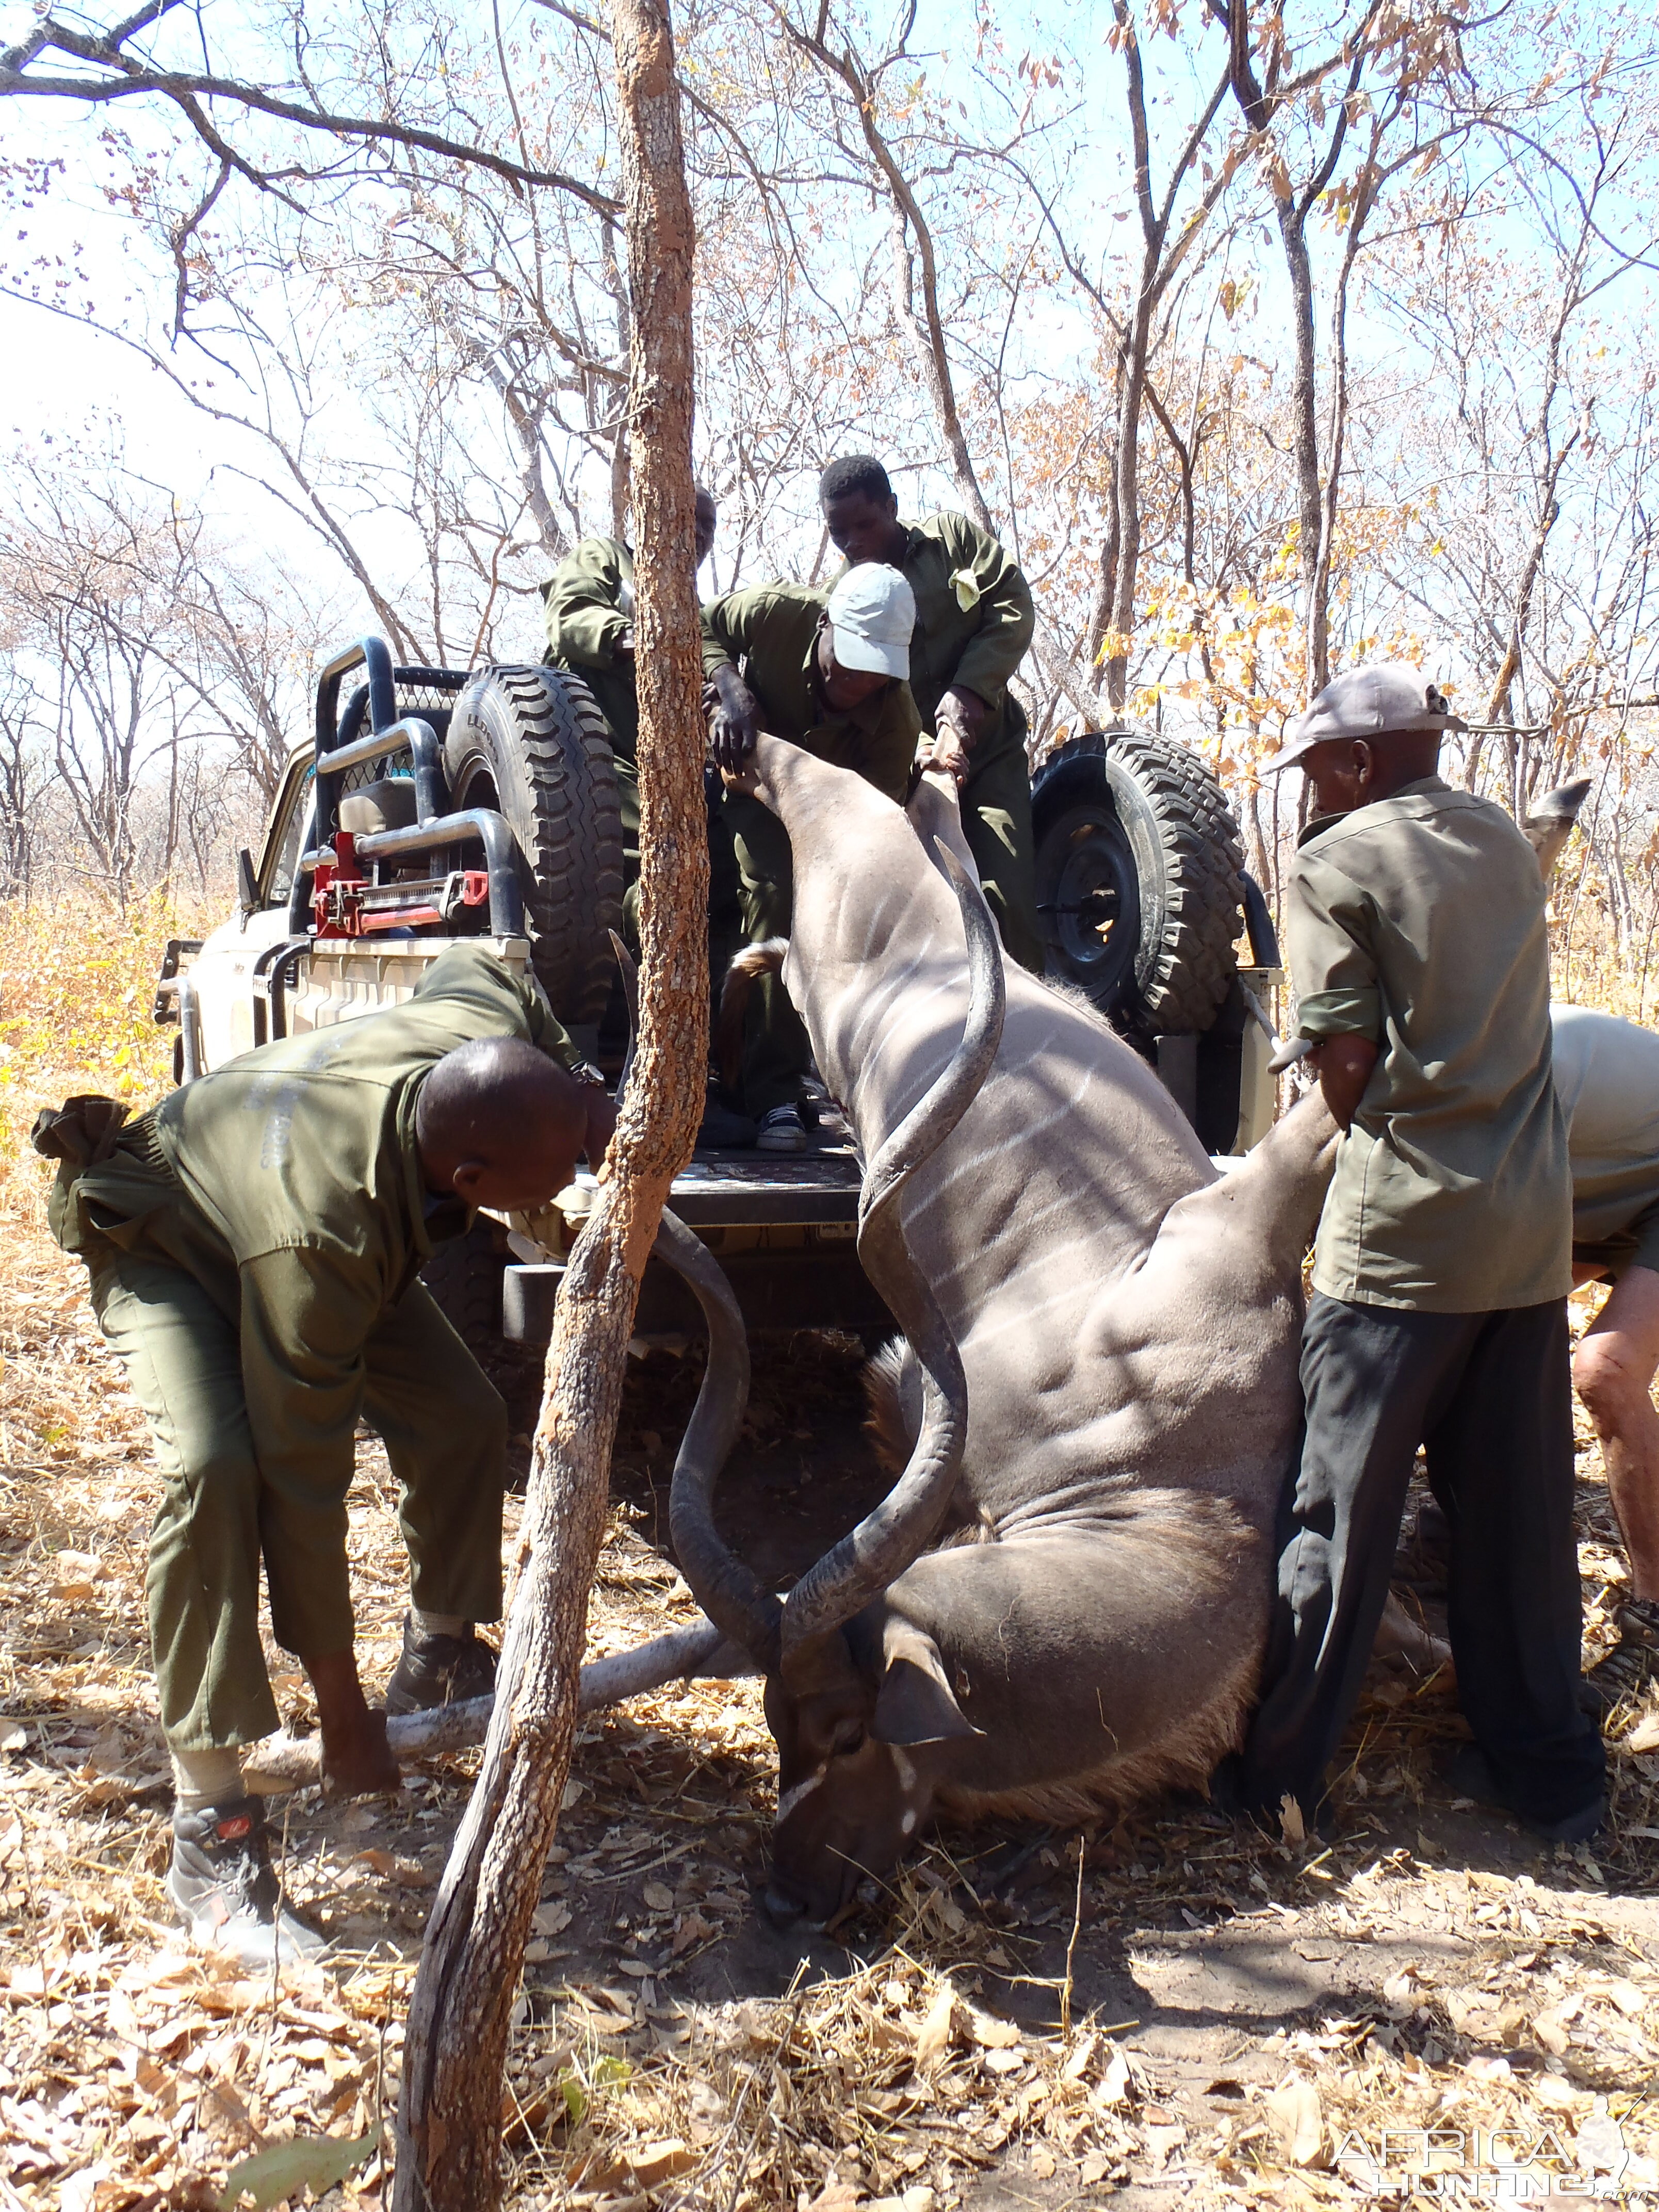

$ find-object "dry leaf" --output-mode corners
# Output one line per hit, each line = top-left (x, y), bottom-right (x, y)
(912, 1983), (961, 2070)
(1265, 2077), (1327, 2168)
(533, 1900), (572, 1938)
(1533, 2009), (1572, 2055)
(1062, 2032), (1097, 2081)
(967, 2006), (1021, 2049)
(642, 1881), (675, 1912)
(1278, 1793), (1306, 1847)
(1144, 2122), (1186, 2172)
(1094, 2045), (1135, 2110)
(1604, 1978), (1647, 2019)
(50, 1550), (107, 1593)
(804, 2183), (862, 2212)
(1624, 1712), (1659, 1754)
(671, 1911), (713, 1956)
(625, 2136), (696, 2186)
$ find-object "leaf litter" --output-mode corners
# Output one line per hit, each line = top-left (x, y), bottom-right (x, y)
(3, 910), (1658, 2208)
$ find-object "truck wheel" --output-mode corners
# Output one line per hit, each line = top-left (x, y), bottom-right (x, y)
(1031, 728), (1244, 1037)
(444, 666), (624, 1029)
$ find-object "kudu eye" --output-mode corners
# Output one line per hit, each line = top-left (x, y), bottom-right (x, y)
(828, 1717), (867, 1757)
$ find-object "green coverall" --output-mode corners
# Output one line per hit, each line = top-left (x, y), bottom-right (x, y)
(851, 514), (1044, 974)
(542, 533), (741, 970)
(45, 946), (582, 1753)
(701, 582), (921, 1118)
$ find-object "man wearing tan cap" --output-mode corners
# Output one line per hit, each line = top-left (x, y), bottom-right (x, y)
(701, 564), (921, 1149)
(1226, 663), (1604, 1842)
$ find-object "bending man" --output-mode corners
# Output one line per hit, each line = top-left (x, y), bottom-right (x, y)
(37, 945), (613, 1963)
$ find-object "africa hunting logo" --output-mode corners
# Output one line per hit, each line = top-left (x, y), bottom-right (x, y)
(1332, 2101), (1653, 2198)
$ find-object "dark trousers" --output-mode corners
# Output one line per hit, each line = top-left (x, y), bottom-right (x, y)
(1239, 1293), (1604, 1829)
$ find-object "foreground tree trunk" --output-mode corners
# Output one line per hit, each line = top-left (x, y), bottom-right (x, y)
(391, 6), (706, 2203)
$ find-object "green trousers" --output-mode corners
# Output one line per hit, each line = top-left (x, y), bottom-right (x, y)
(720, 787), (811, 1120)
(959, 734), (1044, 977)
(87, 1246), (507, 1753)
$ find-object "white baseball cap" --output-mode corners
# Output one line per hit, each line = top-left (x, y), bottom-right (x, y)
(1262, 662), (1467, 775)
(825, 564), (915, 680)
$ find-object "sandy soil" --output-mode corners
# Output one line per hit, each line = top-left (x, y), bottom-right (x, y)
(3, 1253), (1657, 2211)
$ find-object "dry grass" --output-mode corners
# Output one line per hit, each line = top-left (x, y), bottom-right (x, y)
(2, 899), (1658, 2211)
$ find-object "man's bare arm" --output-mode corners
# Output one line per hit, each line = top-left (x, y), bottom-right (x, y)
(1310, 1034), (1380, 1131)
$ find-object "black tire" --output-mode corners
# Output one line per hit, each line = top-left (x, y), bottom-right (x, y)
(1032, 727), (1245, 1037)
(443, 665), (624, 1029)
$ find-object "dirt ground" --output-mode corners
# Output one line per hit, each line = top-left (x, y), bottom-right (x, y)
(4, 1230), (1659, 2211)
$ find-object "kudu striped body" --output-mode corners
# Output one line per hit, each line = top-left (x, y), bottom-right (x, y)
(671, 738), (1336, 1925)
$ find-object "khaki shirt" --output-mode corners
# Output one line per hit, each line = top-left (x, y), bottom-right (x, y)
(700, 582), (920, 802)
(542, 536), (640, 758)
(843, 513), (1034, 766)
(54, 945), (581, 1512)
(1550, 1002), (1659, 1271)
(1287, 776), (1570, 1311)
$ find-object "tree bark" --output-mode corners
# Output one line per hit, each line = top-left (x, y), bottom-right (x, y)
(391, 4), (707, 2203)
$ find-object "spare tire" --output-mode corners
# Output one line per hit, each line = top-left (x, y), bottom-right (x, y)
(1032, 727), (1244, 1037)
(444, 666), (624, 1029)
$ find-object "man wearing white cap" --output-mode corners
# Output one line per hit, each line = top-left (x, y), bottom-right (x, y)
(701, 565), (921, 1149)
(1225, 662), (1604, 1843)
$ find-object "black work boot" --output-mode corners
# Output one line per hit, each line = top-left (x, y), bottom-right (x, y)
(168, 1798), (326, 1966)
(384, 1614), (498, 1715)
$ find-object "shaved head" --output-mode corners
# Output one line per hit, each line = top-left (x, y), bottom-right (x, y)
(416, 1037), (603, 1212)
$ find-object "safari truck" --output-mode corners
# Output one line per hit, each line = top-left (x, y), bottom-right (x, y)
(157, 636), (1282, 1403)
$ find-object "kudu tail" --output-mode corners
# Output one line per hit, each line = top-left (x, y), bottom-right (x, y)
(715, 938), (789, 1097)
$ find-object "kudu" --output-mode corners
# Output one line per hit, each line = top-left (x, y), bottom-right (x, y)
(656, 737), (1338, 1925)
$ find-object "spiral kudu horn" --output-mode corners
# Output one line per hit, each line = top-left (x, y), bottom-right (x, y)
(779, 840), (1005, 1665)
(601, 932), (779, 1669)
(658, 1208), (781, 1669)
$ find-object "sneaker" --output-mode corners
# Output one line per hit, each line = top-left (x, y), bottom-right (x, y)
(696, 1099), (757, 1149)
(1588, 1596), (1659, 1702)
(168, 1798), (326, 1966)
(755, 1104), (808, 1154)
(384, 1613), (498, 1715)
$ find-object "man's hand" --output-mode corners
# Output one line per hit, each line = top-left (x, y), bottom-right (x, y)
(916, 729), (970, 788)
(936, 684), (990, 752)
(1308, 1034), (1380, 1131)
(305, 1649), (403, 1799)
(705, 662), (760, 772)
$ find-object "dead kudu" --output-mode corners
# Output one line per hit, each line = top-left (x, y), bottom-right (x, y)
(673, 741), (1338, 1925)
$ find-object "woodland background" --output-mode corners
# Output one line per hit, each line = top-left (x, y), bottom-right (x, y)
(1, 0), (1656, 1007)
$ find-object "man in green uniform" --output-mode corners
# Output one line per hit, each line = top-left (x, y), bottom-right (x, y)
(541, 487), (719, 863)
(702, 563), (920, 1150)
(1226, 663), (1603, 1841)
(818, 454), (1043, 974)
(542, 491), (751, 1143)
(36, 945), (613, 1963)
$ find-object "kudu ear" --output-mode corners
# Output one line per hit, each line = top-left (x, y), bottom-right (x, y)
(872, 1620), (981, 1746)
